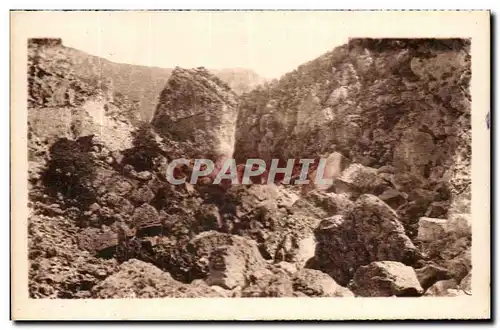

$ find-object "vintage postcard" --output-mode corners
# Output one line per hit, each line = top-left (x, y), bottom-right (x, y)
(10, 10), (490, 320)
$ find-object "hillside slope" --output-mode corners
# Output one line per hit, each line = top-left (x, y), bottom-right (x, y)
(29, 40), (265, 121)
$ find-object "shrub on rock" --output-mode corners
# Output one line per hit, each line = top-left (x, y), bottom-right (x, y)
(121, 123), (163, 172)
(41, 137), (98, 208)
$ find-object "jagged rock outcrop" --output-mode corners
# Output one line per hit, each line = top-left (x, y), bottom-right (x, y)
(27, 39), (139, 196)
(152, 67), (239, 159)
(28, 39), (265, 122)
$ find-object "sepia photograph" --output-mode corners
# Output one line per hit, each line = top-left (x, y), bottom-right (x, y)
(10, 10), (490, 320)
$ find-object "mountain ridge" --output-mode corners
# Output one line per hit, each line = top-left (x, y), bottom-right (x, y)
(30, 38), (266, 121)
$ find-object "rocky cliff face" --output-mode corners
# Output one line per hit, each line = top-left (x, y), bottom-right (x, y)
(235, 40), (470, 179)
(27, 38), (472, 299)
(235, 38), (471, 230)
(27, 39), (141, 190)
(152, 67), (238, 159)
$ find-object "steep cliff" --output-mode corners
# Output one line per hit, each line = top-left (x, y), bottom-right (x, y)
(27, 38), (140, 188)
(234, 38), (471, 215)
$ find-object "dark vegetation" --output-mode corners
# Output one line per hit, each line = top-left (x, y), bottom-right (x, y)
(122, 123), (165, 172)
(41, 136), (98, 209)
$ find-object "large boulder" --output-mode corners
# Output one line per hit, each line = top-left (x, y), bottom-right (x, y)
(77, 228), (119, 258)
(310, 194), (421, 285)
(241, 269), (294, 298)
(417, 217), (448, 241)
(152, 67), (238, 159)
(292, 269), (354, 297)
(414, 263), (452, 290)
(348, 261), (423, 297)
(334, 164), (391, 198)
(91, 259), (225, 298)
(189, 231), (267, 288)
(423, 279), (463, 297)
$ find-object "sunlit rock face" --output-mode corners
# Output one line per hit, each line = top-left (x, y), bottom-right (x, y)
(152, 67), (239, 160)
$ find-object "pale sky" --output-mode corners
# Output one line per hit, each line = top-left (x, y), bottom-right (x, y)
(14, 11), (349, 79)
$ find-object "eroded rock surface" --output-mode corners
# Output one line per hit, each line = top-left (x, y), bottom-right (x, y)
(91, 259), (225, 298)
(152, 67), (238, 159)
(310, 194), (421, 286)
(292, 269), (354, 297)
(28, 38), (472, 299)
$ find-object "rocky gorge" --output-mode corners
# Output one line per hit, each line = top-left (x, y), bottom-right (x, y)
(27, 37), (471, 299)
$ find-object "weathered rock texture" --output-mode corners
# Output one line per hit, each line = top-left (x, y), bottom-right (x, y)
(292, 268), (354, 297)
(91, 259), (225, 298)
(28, 38), (472, 299)
(152, 67), (239, 159)
(309, 194), (421, 286)
(348, 261), (424, 297)
(234, 38), (471, 236)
